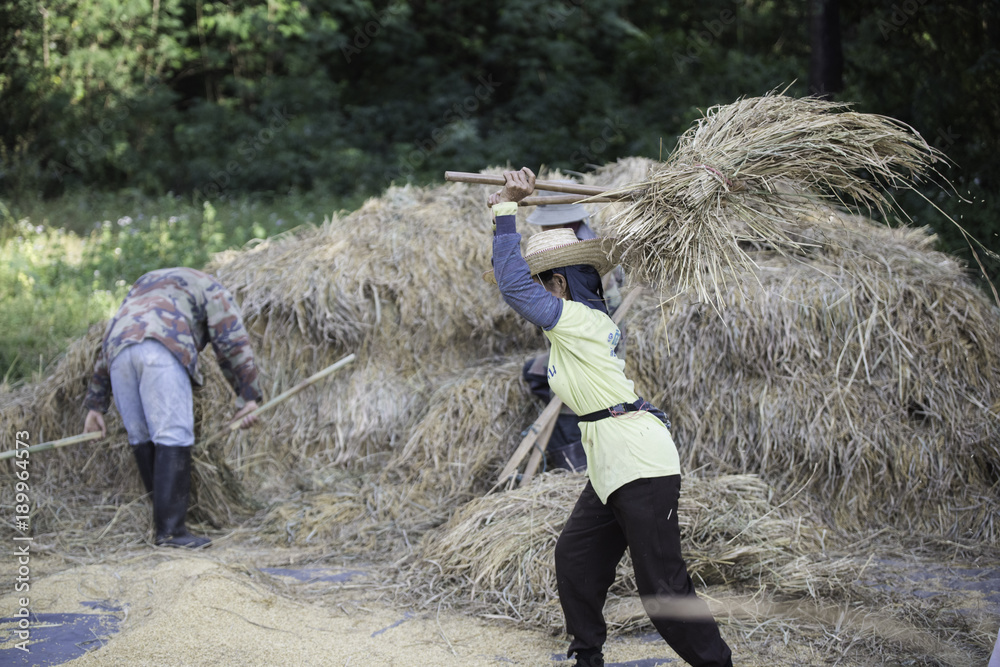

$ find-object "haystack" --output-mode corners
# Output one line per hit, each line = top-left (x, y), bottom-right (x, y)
(0, 176), (548, 548)
(601, 171), (1000, 540)
(1, 156), (997, 560)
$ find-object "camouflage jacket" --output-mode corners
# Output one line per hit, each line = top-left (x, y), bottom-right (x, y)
(83, 267), (263, 413)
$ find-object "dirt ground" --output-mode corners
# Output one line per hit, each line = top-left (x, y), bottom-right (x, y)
(2, 527), (998, 667)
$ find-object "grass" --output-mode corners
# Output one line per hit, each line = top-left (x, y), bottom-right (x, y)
(0, 189), (363, 384)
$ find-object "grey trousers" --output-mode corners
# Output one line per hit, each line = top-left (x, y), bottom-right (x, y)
(109, 340), (194, 447)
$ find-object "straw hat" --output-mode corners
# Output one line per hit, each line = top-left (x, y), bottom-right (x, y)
(483, 228), (619, 284)
(525, 183), (591, 227)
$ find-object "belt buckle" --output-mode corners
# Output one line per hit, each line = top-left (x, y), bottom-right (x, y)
(609, 403), (626, 418)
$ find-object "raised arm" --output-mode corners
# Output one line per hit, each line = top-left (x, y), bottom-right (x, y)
(490, 168), (563, 330)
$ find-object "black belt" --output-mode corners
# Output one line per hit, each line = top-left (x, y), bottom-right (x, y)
(577, 398), (670, 428)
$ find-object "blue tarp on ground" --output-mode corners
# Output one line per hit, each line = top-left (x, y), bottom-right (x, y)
(0, 602), (123, 666)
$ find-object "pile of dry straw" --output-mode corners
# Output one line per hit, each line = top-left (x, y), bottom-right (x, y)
(1, 100), (997, 651)
(402, 470), (854, 632)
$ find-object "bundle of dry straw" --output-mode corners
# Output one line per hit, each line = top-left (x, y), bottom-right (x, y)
(600, 93), (945, 308)
(605, 163), (1000, 540)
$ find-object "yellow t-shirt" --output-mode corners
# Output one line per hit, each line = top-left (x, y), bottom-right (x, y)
(544, 299), (680, 503)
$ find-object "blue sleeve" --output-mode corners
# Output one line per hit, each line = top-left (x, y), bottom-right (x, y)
(492, 214), (562, 330)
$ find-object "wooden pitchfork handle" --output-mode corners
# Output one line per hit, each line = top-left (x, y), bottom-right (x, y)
(445, 171), (609, 195)
(444, 171), (622, 205)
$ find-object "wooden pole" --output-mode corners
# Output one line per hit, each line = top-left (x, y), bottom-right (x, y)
(199, 352), (356, 449)
(520, 193), (617, 206)
(0, 431), (102, 461)
(518, 407), (560, 487)
(445, 171), (611, 196)
(198, 352), (355, 512)
(0, 353), (357, 463)
(495, 397), (564, 487)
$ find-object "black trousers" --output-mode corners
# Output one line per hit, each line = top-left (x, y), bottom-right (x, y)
(554, 476), (733, 667)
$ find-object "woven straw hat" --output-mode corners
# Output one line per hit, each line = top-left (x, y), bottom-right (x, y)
(525, 183), (591, 227)
(483, 227), (619, 285)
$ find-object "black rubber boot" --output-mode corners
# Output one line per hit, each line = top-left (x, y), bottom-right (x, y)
(573, 648), (604, 667)
(152, 444), (211, 548)
(131, 441), (155, 494)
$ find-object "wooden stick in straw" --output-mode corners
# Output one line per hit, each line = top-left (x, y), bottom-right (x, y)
(520, 193), (616, 206)
(198, 352), (356, 513)
(495, 396), (564, 488)
(199, 352), (356, 449)
(0, 431), (102, 461)
(498, 286), (645, 488)
(518, 409), (560, 488)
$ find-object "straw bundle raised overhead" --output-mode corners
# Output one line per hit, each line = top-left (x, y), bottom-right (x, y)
(599, 93), (946, 307)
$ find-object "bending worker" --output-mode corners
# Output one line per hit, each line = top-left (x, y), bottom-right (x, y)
(521, 184), (626, 472)
(487, 168), (732, 667)
(83, 267), (262, 548)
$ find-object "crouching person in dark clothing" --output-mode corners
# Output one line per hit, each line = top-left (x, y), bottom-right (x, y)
(523, 355), (588, 472)
(83, 267), (263, 548)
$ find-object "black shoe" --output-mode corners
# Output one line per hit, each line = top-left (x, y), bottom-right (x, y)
(574, 648), (604, 667)
(152, 444), (211, 549)
(131, 441), (155, 494)
(156, 533), (211, 548)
